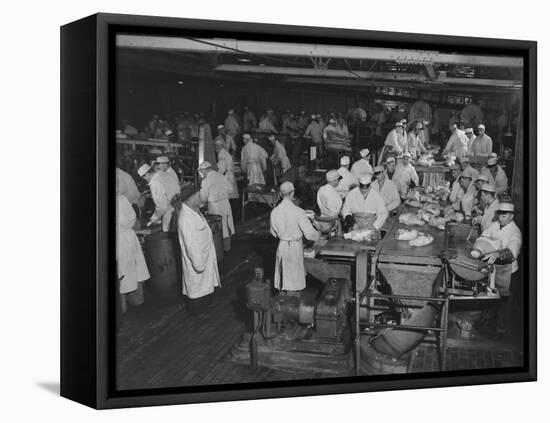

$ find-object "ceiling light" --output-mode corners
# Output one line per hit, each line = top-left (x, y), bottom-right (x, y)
(177, 81), (184, 84)
(237, 58), (252, 62)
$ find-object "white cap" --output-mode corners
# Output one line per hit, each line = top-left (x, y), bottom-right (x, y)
(465, 127), (474, 134)
(329, 118), (336, 124)
(489, 152), (498, 158)
(217, 124), (224, 130)
(268, 134), (276, 140)
(137, 164), (151, 177)
(395, 121), (404, 127)
(311, 114), (316, 119)
(400, 118), (407, 124)
(459, 172), (473, 180)
(198, 161), (212, 170)
(374, 165), (385, 174)
(475, 174), (490, 183)
(280, 181), (295, 194)
(497, 202), (514, 213)
(386, 157), (396, 164)
(360, 148), (370, 158)
(156, 156), (169, 164)
(487, 157), (498, 166)
(359, 174), (372, 185)
(340, 156), (350, 166)
(403, 152), (412, 159)
(243, 133), (252, 141)
(478, 124), (486, 130)
(326, 170), (340, 182)
(480, 183), (496, 193)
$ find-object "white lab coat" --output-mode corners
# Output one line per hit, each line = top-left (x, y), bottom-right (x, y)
(317, 183), (343, 218)
(116, 195), (149, 294)
(200, 171), (235, 239)
(461, 165), (480, 181)
(150, 171), (180, 231)
(372, 178), (401, 212)
(480, 199), (499, 233)
(394, 164), (419, 198)
(241, 141), (268, 185)
(224, 115), (240, 137)
(341, 187), (388, 229)
(116, 168), (140, 204)
(481, 166), (509, 195)
(270, 199), (320, 291)
(177, 203), (221, 299)
(444, 130), (469, 159)
(470, 134), (493, 159)
(336, 167), (358, 198)
(407, 131), (427, 158)
(217, 148), (239, 199)
(271, 140), (288, 166)
(165, 167), (179, 185)
(384, 129), (407, 155)
(461, 182), (477, 217)
(351, 158), (374, 180)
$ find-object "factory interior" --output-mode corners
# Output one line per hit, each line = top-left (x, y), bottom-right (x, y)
(115, 34), (525, 390)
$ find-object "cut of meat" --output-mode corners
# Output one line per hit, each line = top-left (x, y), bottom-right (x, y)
(399, 213), (424, 226)
(395, 228), (418, 241)
(409, 232), (434, 247)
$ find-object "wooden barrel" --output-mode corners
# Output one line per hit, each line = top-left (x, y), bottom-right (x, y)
(206, 214), (224, 263)
(143, 231), (179, 298)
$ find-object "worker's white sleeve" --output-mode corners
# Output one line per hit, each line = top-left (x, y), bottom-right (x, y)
(269, 213), (278, 238)
(373, 197), (389, 229)
(387, 185), (401, 211)
(328, 193), (343, 216)
(507, 230), (522, 258)
(150, 181), (169, 221)
(298, 213), (320, 242)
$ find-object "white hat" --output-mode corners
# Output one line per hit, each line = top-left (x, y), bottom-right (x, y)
(137, 164), (151, 177)
(198, 161), (212, 170)
(497, 202), (515, 213)
(156, 156), (169, 163)
(326, 170), (340, 182)
(465, 127), (474, 134)
(400, 118), (407, 124)
(459, 172), (473, 180)
(360, 148), (370, 158)
(280, 181), (295, 194)
(489, 152), (498, 158)
(340, 156), (350, 166)
(217, 124), (224, 130)
(487, 157), (498, 166)
(329, 118), (336, 124)
(478, 124), (486, 130)
(268, 134), (276, 140)
(243, 133), (252, 141)
(386, 157), (396, 164)
(359, 174), (372, 185)
(475, 174), (490, 183)
(395, 121), (404, 127)
(374, 165), (385, 174)
(480, 183), (496, 193)
(311, 114), (316, 119)
(402, 152), (412, 159)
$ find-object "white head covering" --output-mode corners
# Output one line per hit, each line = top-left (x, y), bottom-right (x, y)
(359, 174), (372, 185)
(280, 181), (295, 194)
(478, 124), (486, 130)
(480, 183), (496, 193)
(497, 202), (514, 213)
(156, 156), (169, 164)
(374, 165), (385, 174)
(402, 152), (412, 159)
(137, 164), (151, 177)
(360, 148), (370, 158)
(217, 124), (224, 130)
(487, 157), (498, 166)
(198, 161), (212, 170)
(465, 127), (474, 134)
(326, 170), (340, 182)
(340, 156), (350, 166)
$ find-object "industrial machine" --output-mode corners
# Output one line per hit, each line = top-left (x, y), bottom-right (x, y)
(231, 267), (353, 375)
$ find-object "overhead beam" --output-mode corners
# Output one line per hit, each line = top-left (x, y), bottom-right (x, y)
(117, 35), (524, 68)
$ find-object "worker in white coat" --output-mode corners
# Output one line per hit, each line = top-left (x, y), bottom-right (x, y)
(443, 124), (469, 160)
(341, 174), (388, 232)
(198, 161), (235, 252)
(351, 148), (374, 179)
(480, 202), (522, 333)
(215, 125), (237, 157)
(116, 192), (150, 313)
(156, 156), (179, 185)
(215, 139), (239, 199)
(174, 184), (221, 310)
(372, 165), (401, 212)
(407, 121), (428, 159)
(336, 156), (358, 198)
(394, 152), (419, 199)
(116, 167), (140, 206)
(270, 182), (320, 295)
(138, 164), (179, 232)
(459, 156), (479, 181)
(472, 183), (499, 232)
(458, 173), (476, 218)
(481, 156), (509, 196)
(381, 121), (408, 162)
(269, 134), (289, 177)
(469, 124), (493, 159)
(317, 170), (343, 218)
(240, 133), (268, 185)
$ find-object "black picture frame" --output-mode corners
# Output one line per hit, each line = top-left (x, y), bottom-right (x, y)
(60, 12), (537, 409)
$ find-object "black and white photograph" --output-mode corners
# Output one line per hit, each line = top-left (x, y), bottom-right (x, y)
(113, 30), (530, 391)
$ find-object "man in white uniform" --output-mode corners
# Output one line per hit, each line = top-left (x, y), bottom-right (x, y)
(443, 124), (469, 160)
(336, 156), (358, 198)
(407, 121), (428, 159)
(138, 164), (179, 232)
(269, 134), (290, 177)
(304, 114), (325, 155)
(116, 167), (140, 206)
(270, 182), (320, 296)
(470, 124), (493, 160)
(372, 165), (401, 212)
(459, 156), (479, 181)
(175, 184), (220, 314)
(156, 156), (179, 185)
(198, 161), (235, 252)
(351, 148), (374, 179)
(317, 170), (343, 218)
(240, 133), (268, 185)
(341, 174), (388, 232)
(215, 139), (239, 199)
(480, 202), (522, 333)
(394, 152), (419, 199)
(464, 127), (476, 154)
(224, 109), (241, 139)
(472, 183), (499, 232)
(214, 125), (237, 157)
(481, 156), (509, 196)
(382, 121), (407, 159)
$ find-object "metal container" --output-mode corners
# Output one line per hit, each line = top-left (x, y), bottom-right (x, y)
(315, 278), (350, 338)
(205, 214), (224, 263)
(143, 231), (179, 298)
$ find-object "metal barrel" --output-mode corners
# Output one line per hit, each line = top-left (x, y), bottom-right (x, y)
(143, 231), (179, 298)
(205, 214), (224, 263)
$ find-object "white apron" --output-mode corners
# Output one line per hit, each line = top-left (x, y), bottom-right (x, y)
(274, 238), (306, 291)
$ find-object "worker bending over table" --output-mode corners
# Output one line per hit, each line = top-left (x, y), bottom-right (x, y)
(270, 182), (320, 297)
(341, 174), (388, 233)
